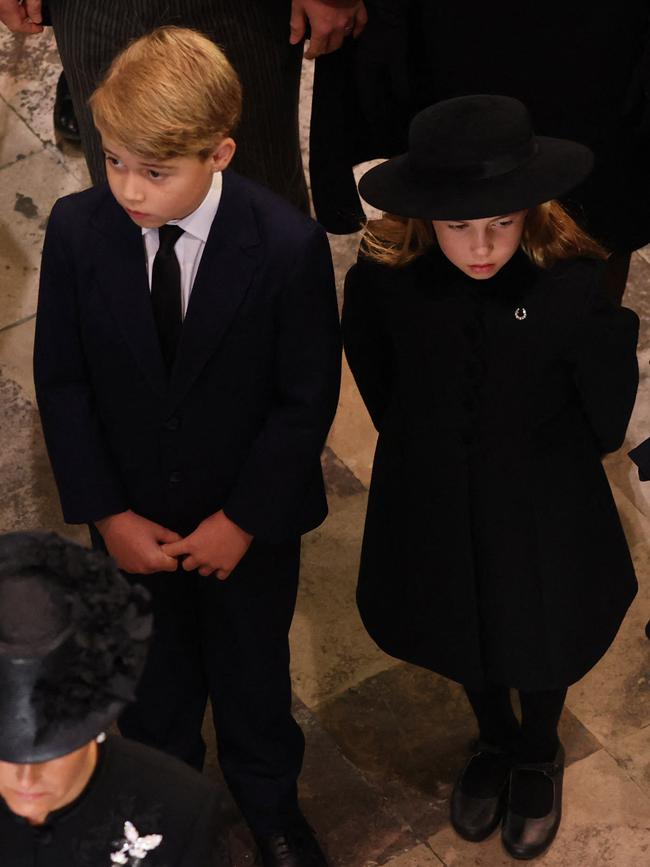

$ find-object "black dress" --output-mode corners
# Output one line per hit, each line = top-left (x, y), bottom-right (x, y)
(0, 736), (226, 866)
(342, 250), (639, 690)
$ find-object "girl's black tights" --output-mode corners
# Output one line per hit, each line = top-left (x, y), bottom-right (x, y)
(464, 684), (567, 762)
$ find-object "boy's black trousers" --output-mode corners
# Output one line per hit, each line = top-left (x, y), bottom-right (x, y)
(95, 530), (305, 837)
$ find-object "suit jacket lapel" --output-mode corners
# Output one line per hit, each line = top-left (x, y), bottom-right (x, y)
(165, 171), (261, 413)
(89, 192), (168, 397)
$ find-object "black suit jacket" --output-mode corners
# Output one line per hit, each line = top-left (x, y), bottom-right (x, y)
(34, 170), (341, 542)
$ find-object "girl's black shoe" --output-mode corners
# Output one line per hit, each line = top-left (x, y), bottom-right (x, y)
(450, 741), (511, 842)
(501, 744), (565, 860)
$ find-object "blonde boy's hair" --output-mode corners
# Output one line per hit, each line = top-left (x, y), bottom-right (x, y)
(361, 201), (608, 269)
(89, 26), (242, 160)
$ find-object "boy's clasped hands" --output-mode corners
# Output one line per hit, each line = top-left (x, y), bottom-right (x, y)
(95, 510), (253, 579)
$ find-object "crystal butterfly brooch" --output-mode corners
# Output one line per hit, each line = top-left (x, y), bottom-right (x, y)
(110, 820), (163, 865)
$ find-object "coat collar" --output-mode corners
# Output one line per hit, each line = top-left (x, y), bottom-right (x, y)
(417, 246), (539, 304)
(88, 171), (261, 406)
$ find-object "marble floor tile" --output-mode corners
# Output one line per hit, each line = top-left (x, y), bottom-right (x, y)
(427, 750), (650, 866)
(291, 483), (398, 709)
(564, 549), (650, 747)
(327, 356), (377, 489)
(201, 699), (419, 867)
(0, 362), (84, 541)
(0, 29), (87, 179)
(627, 251), (650, 355)
(381, 844), (444, 866)
(315, 664), (601, 843)
(0, 315), (35, 399)
(0, 149), (83, 329)
(0, 96), (42, 168)
(607, 724), (650, 800)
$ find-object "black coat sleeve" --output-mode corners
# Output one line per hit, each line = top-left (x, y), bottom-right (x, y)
(341, 259), (394, 430)
(223, 225), (341, 540)
(33, 199), (129, 523)
(568, 283), (639, 454)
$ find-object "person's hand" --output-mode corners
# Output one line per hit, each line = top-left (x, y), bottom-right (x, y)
(161, 510), (253, 580)
(0, 0), (43, 34)
(95, 510), (181, 574)
(290, 0), (368, 60)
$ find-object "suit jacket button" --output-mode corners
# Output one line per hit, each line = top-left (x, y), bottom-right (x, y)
(164, 416), (180, 431)
(169, 471), (182, 485)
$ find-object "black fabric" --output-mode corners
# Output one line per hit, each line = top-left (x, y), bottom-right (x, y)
(464, 684), (566, 763)
(312, 0), (650, 249)
(343, 250), (638, 689)
(463, 685), (520, 748)
(34, 170), (341, 832)
(47, 0), (309, 211)
(34, 170), (341, 539)
(114, 539), (304, 836)
(517, 689), (567, 763)
(151, 225), (184, 374)
(0, 735), (225, 866)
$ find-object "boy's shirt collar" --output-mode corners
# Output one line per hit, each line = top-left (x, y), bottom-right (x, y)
(141, 171), (223, 243)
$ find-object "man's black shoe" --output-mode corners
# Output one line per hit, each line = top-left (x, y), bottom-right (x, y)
(256, 819), (328, 867)
(53, 72), (81, 143)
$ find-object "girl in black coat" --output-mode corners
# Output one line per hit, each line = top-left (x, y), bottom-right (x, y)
(342, 96), (639, 860)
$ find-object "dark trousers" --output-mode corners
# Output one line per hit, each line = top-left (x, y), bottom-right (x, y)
(115, 537), (304, 836)
(464, 684), (567, 763)
(47, 0), (309, 211)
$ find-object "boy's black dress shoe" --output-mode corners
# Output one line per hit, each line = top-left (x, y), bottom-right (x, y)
(450, 741), (511, 842)
(256, 819), (328, 867)
(501, 745), (565, 860)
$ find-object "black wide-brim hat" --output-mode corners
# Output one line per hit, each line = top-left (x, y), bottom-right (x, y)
(0, 532), (152, 763)
(359, 94), (594, 220)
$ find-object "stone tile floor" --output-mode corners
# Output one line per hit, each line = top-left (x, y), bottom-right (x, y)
(1, 27), (649, 867)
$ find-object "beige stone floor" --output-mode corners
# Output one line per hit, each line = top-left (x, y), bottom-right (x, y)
(1, 26), (650, 867)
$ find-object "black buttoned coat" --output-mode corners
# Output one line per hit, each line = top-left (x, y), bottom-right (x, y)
(342, 250), (639, 689)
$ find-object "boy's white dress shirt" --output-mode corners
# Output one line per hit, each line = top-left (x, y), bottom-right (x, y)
(142, 171), (223, 318)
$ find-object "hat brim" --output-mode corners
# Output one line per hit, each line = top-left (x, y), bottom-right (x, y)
(358, 136), (593, 221)
(0, 699), (125, 764)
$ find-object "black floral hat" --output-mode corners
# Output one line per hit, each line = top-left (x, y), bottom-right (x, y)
(0, 532), (151, 763)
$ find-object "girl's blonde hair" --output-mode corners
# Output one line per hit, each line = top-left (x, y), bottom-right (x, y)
(361, 201), (608, 269)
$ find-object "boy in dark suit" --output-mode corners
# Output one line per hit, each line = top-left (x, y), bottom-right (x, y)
(34, 26), (341, 867)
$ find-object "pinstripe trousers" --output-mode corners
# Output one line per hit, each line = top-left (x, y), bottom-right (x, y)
(48, 0), (309, 210)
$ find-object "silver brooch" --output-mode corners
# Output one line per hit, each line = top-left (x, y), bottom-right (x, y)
(514, 307), (527, 321)
(110, 820), (163, 865)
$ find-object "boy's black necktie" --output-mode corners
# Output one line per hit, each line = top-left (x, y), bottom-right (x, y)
(151, 224), (184, 373)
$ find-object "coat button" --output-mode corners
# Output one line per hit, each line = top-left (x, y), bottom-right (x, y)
(163, 416), (180, 431)
(169, 471), (182, 485)
(36, 827), (53, 845)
